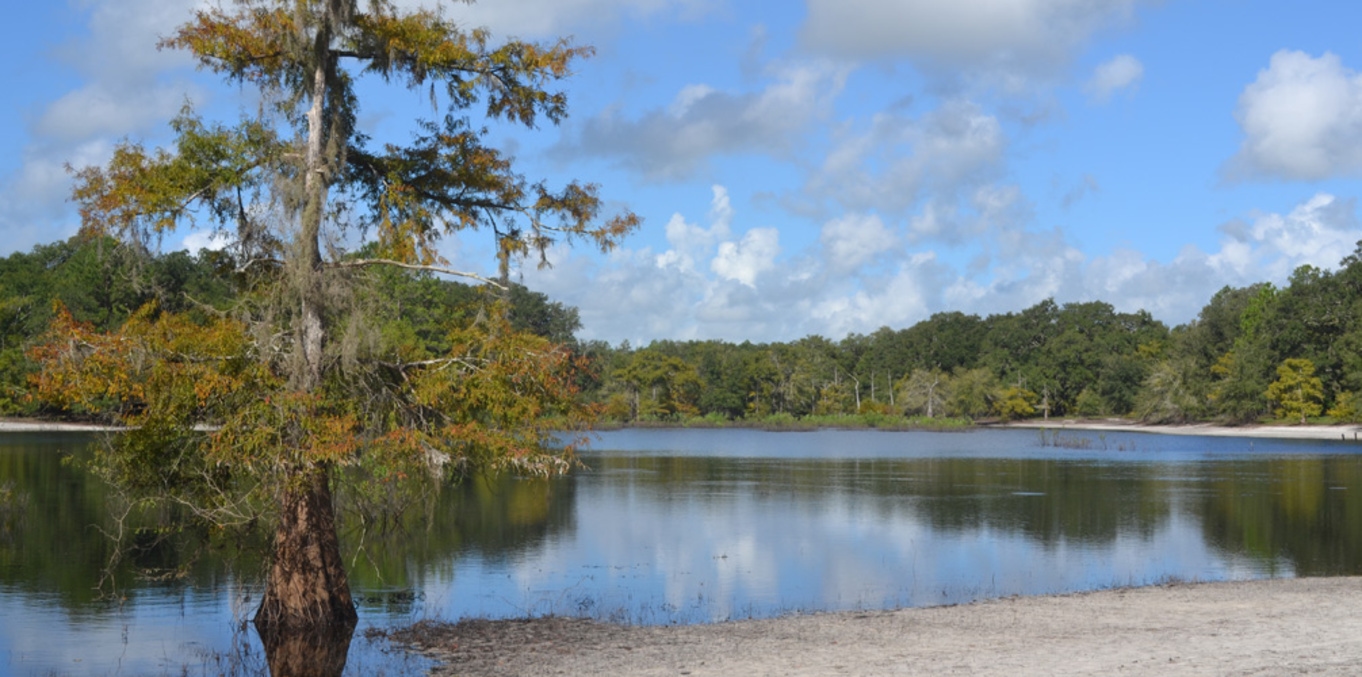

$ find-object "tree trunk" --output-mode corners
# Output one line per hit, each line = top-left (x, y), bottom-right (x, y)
(254, 464), (357, 633)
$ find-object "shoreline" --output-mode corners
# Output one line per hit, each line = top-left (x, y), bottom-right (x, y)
(1001, 418), (1362, 441)
(395, 576), (1362, 676)
(5, 416), (1362, 441)
(0, 418), (121, 432)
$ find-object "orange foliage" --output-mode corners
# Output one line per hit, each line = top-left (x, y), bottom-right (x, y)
(29, 301), (593, 479)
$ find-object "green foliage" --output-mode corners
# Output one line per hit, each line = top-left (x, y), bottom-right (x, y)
(35, 0), (644, 630)
(1265, 358), (1324, 424)
(1136, 359), (1204, 423)
(897, 368), (948, 418)
(994, 385), (1039, 421)
(1073, 388), (1106, 417)
(613, 349), (701, 421)
(1328, 391), (1361, 423)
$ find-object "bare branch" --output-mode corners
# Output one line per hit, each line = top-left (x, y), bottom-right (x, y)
(329, 258), (506, 289)
(235, 257), (283, 273)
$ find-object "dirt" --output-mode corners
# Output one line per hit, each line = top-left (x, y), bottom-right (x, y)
(391, 577), (1362, 676)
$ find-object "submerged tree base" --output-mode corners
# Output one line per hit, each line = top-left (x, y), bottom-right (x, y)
(257, 619), (357, 677)
(254, 465), (358, 633)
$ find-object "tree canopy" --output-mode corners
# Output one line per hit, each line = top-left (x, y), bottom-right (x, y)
(32, 0), (639, 658)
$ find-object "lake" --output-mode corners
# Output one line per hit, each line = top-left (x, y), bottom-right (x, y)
(3, 427), (1361, 675)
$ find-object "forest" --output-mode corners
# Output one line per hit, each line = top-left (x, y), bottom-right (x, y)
(7, 233), (1362, 429)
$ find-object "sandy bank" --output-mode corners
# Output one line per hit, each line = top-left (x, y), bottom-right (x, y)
(4, 416), (1359, 441)
(395, 577), (1362, 676)
(0, 418), (120, 432)
(1004, 418), (1362, 441)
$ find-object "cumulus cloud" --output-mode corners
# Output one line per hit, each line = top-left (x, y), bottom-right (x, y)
(712, 228), (781, 287)
(656, 185), (733, 272)
(442, 0), (714, 39)
(1228, 50), (1362, 181)
(0, 0), (207, 253)
(181, 229), (233, 253)
(1086, 54), (1144, 102)
(1217, 193), (1359, 278)
(809, 99), (1006, 218)
(521, 188), (1362, 345)
(552, 62), (849, 180)
(801, 0), (1144, 87)
(37, 83), (200, 142)
(1034, 193), (1362, 323)
(820, 213), (898, 274)
(906, 183), (1032, 245)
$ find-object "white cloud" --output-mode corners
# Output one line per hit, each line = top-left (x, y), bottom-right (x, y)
(1228, 50), (1362, 181)
(809, 99), (1006, 217)
(553, 61), (849, 180)
(1048, 194), (1362, 322)
(522, 189), (1362, 345)
(1086, 54), (1144, 102)
(820, 213), (898, 274)
(37, 83), (200, 142)
(181, 229), (233, 252)
(801, 0), (1144, 87)
(1222, 193), (1359, 278)
(656, 186), (733, 272)
(712, 228), (781, 287)
(0, 0), (208, 253)
(443, 0), (715, 39)
(58, 0), (203, 84)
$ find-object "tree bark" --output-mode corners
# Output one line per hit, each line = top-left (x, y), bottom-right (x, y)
(254, 464), (357, 632)
(255, 7), (354, 636)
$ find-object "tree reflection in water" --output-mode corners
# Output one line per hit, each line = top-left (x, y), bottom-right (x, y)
(9, 430), (1362, 675)
(257, 621), (357, 677)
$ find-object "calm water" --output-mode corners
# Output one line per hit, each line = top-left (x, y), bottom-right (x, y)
(3, 427), (1362, 675)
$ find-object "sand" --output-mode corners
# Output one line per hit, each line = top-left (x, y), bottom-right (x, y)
(6, 416), (1361, 440)
(393, 577), (1362, 676)
(1004, 418), (1362, 441)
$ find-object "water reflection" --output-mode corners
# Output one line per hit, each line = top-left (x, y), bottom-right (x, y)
(3, 428), (1362, 675)
(258, 624), (355, 677)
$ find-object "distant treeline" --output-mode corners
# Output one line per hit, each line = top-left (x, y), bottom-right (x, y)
(6, 234), (1362, 427)
(578, 246), (1362, 427)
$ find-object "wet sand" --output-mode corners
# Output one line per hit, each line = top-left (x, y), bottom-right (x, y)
(394, 577), (1362, 676)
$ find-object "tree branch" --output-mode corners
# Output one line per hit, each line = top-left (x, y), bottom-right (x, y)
(329, 258), (506, 289)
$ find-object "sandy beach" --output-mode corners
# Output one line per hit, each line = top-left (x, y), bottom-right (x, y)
(6, 416), (1362, 440)
(1004, 418), (1362, 441)
(0, 419), (121, 432)
(394, 577), (1362, 676)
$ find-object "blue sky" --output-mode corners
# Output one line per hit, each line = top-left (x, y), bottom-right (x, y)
(4, 1), (1362, 345)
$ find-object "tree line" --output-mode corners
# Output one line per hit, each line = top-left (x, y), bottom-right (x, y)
(581, 248), (1362, 427)
(10, 234), (1362, 428)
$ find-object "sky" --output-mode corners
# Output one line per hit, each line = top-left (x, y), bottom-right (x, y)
(4, 1), (1362, 345)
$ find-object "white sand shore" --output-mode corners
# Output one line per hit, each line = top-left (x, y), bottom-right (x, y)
(0, 419), (120, 432)
(1005, 418), (1362, 441)
(398, 577), (1362, 676)
(4, 417), (1361, 440)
